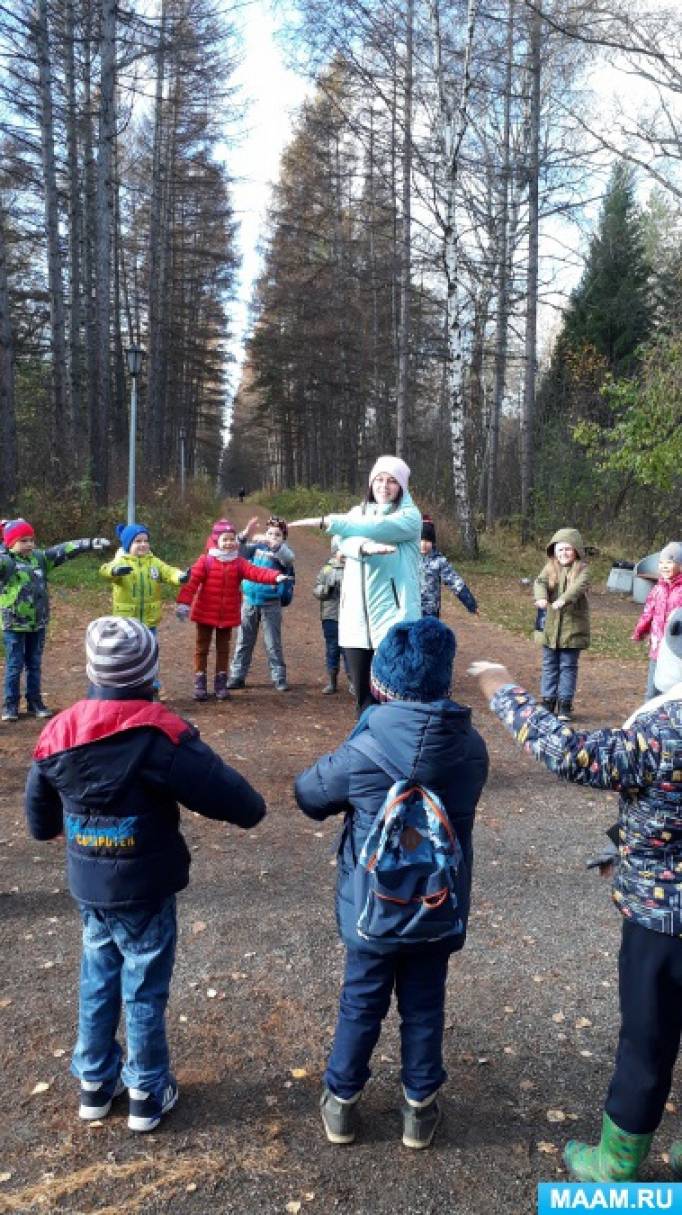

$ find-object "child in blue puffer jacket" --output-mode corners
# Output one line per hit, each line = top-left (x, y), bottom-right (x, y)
(228, 515), (295, 692)
(295, 617), (488, 1150)
(25, 616), (266, 1133)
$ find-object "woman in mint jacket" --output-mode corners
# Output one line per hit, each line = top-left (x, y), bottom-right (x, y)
(289, 456), (421, 711)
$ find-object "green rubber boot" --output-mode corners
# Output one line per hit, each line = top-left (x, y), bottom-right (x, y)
(669, 1142), (682, 1178)
(564, 1112), (653, 1181)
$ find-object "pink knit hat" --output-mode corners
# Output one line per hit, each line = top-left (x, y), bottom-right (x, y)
(211, 518), (236, 540)
(368, 456), (411, 494)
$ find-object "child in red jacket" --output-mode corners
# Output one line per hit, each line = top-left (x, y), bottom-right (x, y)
(176, 519), (289, 701)
(632, 541), (682, 699)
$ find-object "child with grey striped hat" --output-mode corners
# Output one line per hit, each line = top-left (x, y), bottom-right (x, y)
(25, 615), (267, 1133)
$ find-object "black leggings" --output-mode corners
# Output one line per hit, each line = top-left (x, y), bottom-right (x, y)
(343, 648), (375, 716)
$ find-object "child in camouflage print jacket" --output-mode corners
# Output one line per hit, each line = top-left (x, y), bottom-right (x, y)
(1, 519), (110, 721)
(469, 613), (682, 1184)
(420, 518), (477, 619)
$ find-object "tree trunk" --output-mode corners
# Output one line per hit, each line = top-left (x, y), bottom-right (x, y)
(82, 0), (99, 492)
(92, 0), (117, 503)
(486, 0), (514, 530)
(0, 208), (17, 507)
(35, 0), (71, 473)
(144, 0), (167, 474)
(65, 0), (84, 466)
(395, 0), (413, 459)
(520, 3), (541, 542)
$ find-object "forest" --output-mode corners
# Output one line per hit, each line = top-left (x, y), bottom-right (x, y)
(1, 0), (682, 553)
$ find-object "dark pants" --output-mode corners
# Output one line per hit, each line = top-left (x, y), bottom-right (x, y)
(605, 919), (682, 1134)
(195, 623), (231, 675)
(321, 619), (350, 676)
(3, 627), (46, 710)
(325, 945), (450, 1102)
(541, 645), (579, 703)
(343, 647), (375, 715)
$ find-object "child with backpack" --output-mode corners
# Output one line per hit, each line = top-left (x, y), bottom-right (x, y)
(176, 518), (291, 701)
(294, 617), (488, 1148)
(25, 616), (266, 1132)
(1, 518), (110, 721)
(227, 516), (295, 692)
(469, 611), (682, 1183)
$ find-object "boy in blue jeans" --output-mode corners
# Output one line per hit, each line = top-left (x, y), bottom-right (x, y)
(25, 616), (266, 1132)
(295, 617), (488, 1148)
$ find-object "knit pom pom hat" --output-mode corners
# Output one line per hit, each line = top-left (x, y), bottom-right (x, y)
(370, 616), (456, 703)
(421, 516), (436, 545)
(4, 518), (35, 548)
(115, 522), (150, 553)
(368, 455), (411, 494)
(211, 518), (236, 540)
(85, 616), (159, 689)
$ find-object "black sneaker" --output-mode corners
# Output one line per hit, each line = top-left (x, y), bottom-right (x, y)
(320, 1087), (360, 1144)
(225, 677), (246, 690)
(1, 706), (19, 722)
(26, 701), (54, 719)
(275, 680), (290, 692)
(128, 1076), (178, 1132)
(79, 1074), (126, 1120)
(402, 1096), (442, 1149)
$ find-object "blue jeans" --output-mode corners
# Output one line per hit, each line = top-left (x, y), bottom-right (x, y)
(230, 602), (286, 684)
(71, 896), (177, 1096)
(3, 628), (46, 710)
(325, 946), (450, 1102)
(541, 646), (580, 703)
(321, 619), (350, 675)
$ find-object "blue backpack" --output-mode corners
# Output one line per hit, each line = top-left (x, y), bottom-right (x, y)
(354, 778), (464, 951)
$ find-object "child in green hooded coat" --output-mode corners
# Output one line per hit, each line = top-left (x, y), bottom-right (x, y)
(533, 527), (590, 723)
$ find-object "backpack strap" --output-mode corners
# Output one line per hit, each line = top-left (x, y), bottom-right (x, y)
(348, 732), (405, 783)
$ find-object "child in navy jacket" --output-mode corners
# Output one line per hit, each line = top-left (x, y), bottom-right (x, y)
(295, 617), (488, 1149)
(25, 615), (266, 1132)
(228, 515), (295, 692)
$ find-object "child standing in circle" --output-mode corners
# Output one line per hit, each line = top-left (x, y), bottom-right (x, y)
(227, 516), (295, 692)
(313, 545), (351, 694)
(632, 541), (682, 700)
(420, 517), (477, 619)
(176, 519), (290, 702)
(533, 527), (590, 722)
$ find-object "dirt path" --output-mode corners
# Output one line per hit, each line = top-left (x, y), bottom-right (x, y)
(0, 508), (671, 1215)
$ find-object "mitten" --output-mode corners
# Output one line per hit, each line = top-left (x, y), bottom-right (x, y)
(110, 564), (133, 576)
(175, 604), (191, 622)
(91, 537), (111, 552)
(178, 568), (191, 585)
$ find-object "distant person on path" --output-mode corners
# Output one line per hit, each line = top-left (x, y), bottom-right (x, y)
(420, 516), (478, 620)
(1, 518), (110, 722)
(289, 456), (421, 713)
(238, 486), (246, 504)
(469, 612), (682, 1183)
(313, 545), (352, 694)
(176, 518), (290, 701)
(227, 516), (295, 692)
(100, 523), (189, 691)
(295, 618), (488, 1148)
(632, 541), (682, 699)
(533, 527), (590, 722)
(25, 616), (266, 1133)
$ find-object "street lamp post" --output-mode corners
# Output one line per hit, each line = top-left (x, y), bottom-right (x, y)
(126, 345), (143, 524)
(179, 425), (186, 501)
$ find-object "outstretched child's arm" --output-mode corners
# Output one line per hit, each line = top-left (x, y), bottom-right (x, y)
(294, 742), (353, 821)
(469, 663), (652, 792)
(155, 557), (189, 586)
(163, 733), (266, 828)
(632, 585), (657, 641)
(176, 556), (206, 605)
(25, 763), (64, 839)
(438, 555), (477, 614)
(45, 537), (110, 570)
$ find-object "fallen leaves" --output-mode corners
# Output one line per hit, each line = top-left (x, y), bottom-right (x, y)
(537, 1142), (558, 1154)
(290, 1068), (308, 1080)
(191, 921), (207, 935)
(575, 1017), (592, 1029)
(546, 1109), (566, 1123)
(30, 1080), (53, 1096)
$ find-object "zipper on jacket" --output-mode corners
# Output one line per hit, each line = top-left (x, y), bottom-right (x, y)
(390, 578), (399, 609)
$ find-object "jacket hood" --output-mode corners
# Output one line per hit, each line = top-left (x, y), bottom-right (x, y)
(546, 528), (585, 558)
(364, 698), (476, 785)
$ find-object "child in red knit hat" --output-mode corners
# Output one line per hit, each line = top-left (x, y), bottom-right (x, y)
(176, 519), (290, 701)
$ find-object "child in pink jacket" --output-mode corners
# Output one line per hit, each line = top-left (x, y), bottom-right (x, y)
(632, 541), (682, 698)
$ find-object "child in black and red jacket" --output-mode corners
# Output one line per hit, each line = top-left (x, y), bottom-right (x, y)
(25, 615), (266, 1133)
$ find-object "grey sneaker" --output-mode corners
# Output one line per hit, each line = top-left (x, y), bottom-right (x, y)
(320, 1087), (360, 1144)
(1, 706), (19, 722)
(26, 701), (54, 719)
(225, 676), (246, 690)
(79, 1074), (126, 1120)
(402, 1095), (442, 1149)
(275, 680), (290, 692)
(128, 1076), (178, 1132)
